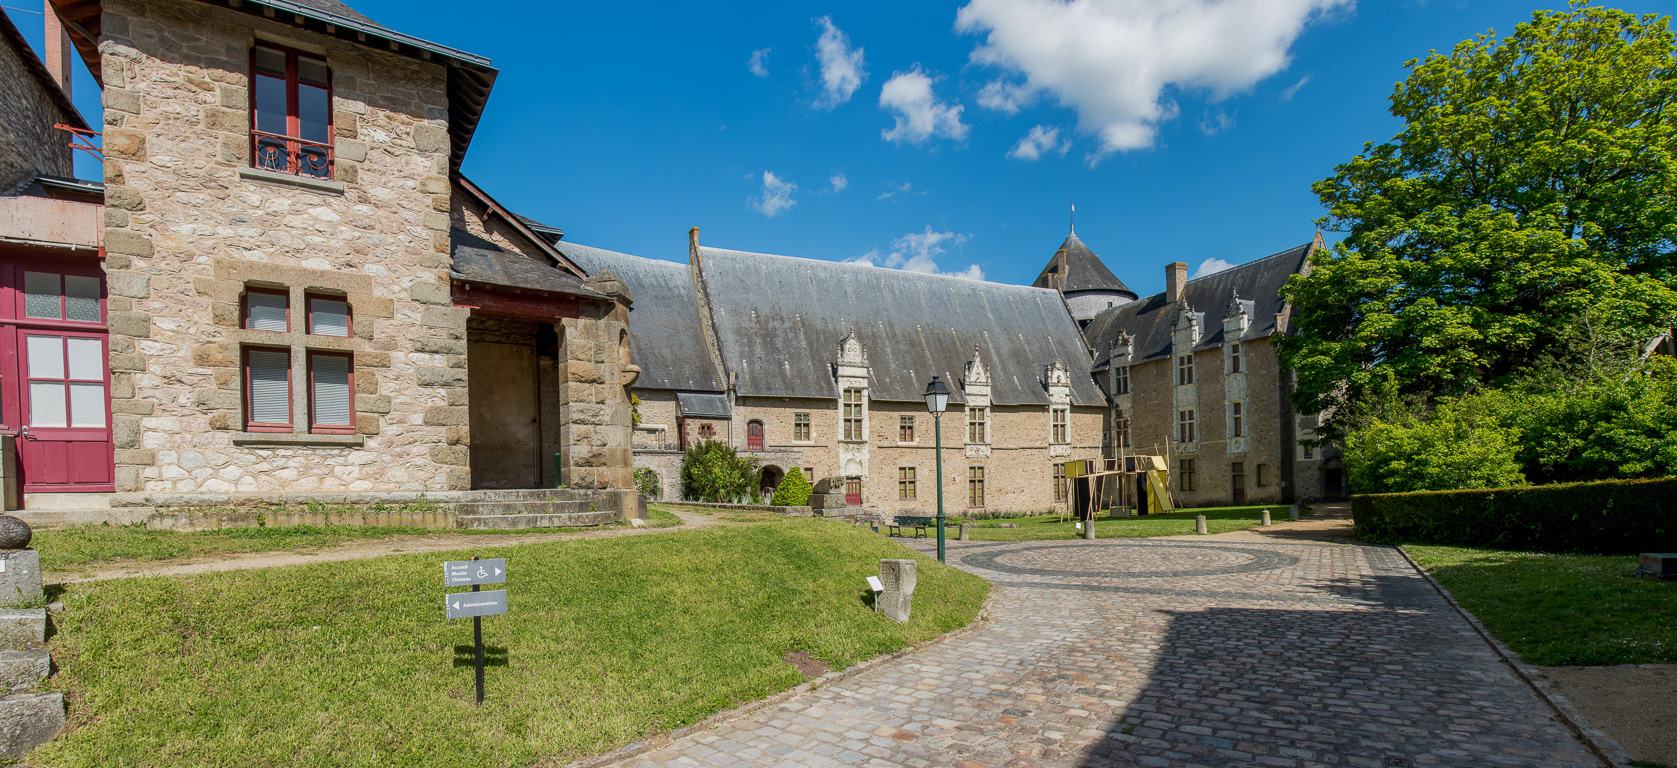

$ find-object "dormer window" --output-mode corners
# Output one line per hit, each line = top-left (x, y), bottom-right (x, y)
(252, 43), (333, 179)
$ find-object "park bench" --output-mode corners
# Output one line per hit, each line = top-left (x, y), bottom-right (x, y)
(885, 516), (936, 538)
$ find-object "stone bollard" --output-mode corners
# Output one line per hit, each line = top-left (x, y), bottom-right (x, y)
(1261, 509), (1272, 526)
(878, 559), (916, 623)
(1195, 515), (1208, 535)
(1289, 504), (1300, 520)
(958, 523), (969, 541)
(1083, 517), (1096, 539)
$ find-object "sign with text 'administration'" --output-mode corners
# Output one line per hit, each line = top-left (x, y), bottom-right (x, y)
(443, 558), (506, 587)
(446, 589), (508, 619)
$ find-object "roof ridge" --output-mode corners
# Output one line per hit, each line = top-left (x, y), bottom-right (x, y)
(698, 244), (1047, 294)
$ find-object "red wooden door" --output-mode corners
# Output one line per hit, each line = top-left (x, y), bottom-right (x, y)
(746, 420), (764, 451)
(844, 478), (861, 506)
(0, 263), (114, 494)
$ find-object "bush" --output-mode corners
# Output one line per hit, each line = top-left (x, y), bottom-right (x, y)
(680, 440), (757, 503)
(633, 467), (660, 499)
(769, 467), (812, 507)
(1345, 395), (1527, 493)
(1352, 476), (1677, 553)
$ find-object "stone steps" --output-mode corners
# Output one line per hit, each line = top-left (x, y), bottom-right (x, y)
(457, 511), (617, 530)
(453, 489), (598, 503)
(0, 691), (64, 758)
(0, 651), (49, 694)
(452, 499), (596, 517)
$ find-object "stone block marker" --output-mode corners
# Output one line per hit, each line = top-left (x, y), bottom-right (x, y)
(0, 651), (50, 693)
(878, 559), (916, 624)
(1195, 515), (1208, 535)
(1083, 519), (1096, 539)
(958, 524), (969, 541)
(1638, 553), (1677, 581)
(1261, 509), (1272, 526)
(0, 692), (64, 759)
(0, 611), (44, 648)
(1289, 503), (1301, 520)
(0, 551), (42, 607)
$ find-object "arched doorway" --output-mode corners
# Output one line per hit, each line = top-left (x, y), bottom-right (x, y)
(759, 465), (783, 501)
(746, 419), (764, 451)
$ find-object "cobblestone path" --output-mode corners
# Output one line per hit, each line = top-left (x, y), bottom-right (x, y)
(615, 538), (1598, 768)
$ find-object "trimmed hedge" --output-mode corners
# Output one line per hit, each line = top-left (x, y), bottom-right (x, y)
(1352, 476), (1677, 553)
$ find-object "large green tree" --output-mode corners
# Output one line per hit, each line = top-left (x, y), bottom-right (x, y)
(1280, 3), (1677, 436)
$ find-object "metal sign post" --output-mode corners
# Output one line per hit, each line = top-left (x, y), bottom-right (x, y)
(444, 556), (509, 705)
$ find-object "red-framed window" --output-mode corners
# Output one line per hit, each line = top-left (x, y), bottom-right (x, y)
(19, 270), (104, 325)
(244, 346), (292, 432)
(21, 331), (108, 431)
(306, 293), (351, 337)
(251, 42), (334, 179)
(746, 419), (764, 451)
(307, 351), (354, 434)
(243, 287), (289, 332)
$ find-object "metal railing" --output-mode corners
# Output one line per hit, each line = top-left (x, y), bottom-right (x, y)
(251, 130), (333, 179)
(53, 124), (102, 160)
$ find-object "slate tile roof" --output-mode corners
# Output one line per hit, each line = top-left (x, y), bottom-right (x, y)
(695, 246), (1105, 407)
(555, 241), (727, 394)
(1034, 233), (1136, 299)
(1085, 242), (1314, 369)
(449, 228), (604, 298)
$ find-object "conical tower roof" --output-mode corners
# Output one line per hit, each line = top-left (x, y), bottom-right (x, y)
(1034, 233), (1137, 300)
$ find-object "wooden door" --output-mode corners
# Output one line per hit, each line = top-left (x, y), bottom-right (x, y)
(844, 477), (861, 506)
(467, 340), (539, 489)
(1231, 462), (1246, 504)
(746, 420), (763, 451)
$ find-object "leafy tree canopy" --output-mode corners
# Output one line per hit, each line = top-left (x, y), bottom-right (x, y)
(1281, 2), (1677, 436)
(680, 440), (758, 503)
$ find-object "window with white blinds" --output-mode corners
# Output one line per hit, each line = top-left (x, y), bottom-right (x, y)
(308, 295), (350, 337)
(309, 352), (352, 431)
(245, 290), (289, 332)
(246, 348), (291, 427)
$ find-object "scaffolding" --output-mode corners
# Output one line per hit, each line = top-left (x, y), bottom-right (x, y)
(1061, 446), (1177, 522)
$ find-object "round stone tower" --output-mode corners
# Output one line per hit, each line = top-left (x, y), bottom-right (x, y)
(1033, 226), (1138, 328)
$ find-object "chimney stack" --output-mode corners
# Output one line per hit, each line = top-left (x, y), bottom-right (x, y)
(43, 0), (71, 99)
(1165, 262), (1188, 303)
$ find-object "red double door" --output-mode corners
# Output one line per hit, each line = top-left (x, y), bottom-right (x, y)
(0, 254), (114, 494)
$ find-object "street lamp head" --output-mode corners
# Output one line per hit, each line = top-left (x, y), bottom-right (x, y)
(923, 375), (950, 414)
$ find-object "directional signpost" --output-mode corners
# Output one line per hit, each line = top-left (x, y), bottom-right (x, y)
(444, 556), (508, 705)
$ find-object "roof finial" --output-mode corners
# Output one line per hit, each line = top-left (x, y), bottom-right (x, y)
(1069, 194), (1075, 236)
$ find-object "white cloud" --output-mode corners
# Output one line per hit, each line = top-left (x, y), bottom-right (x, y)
(829, 172), (848, 193)
(847, 226), (985, 280)
(1008, 125), (1068, 160)
(956, 0), (1349, 159)
(749, 48), (772, 78)
(813, 17), (866, 109)
(750, 171), (798, 217)
(879, 68), (970, 144)
(1193, 257), (1235, 278)
(1198, 110), (1235, 135)
(877, 182), (914, 200)
(1281, 74), (1310, 100)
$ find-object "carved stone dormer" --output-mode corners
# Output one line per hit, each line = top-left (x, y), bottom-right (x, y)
(1172, 302), (1202, 349)
(1046, 361), (1072, 458)
(834, 329), (871, 485)
(1222, 289), (1249, 340)
(963, 344), (991, 459)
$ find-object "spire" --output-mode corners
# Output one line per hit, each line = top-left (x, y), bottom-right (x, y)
(1069, 194), (1075, 236)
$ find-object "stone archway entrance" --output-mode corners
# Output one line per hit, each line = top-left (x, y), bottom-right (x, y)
(759, 465), (784, 499)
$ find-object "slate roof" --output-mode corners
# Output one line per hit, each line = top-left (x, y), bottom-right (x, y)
(1085, 242), (1314, 370)
(1034, 233), (1136, 299)
(450, 229), (604, 299)
(695, 246), (1104, 407)
(555, 241), (727, 393)
(677, 393), (731, 419)
(0, 9), (86, 131)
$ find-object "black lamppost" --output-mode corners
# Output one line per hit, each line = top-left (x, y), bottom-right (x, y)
(923, 376), (950, 563)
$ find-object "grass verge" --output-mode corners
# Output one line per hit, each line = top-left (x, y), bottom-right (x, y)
(1406, 545), (1677, 666)
(34, 519), (987, 768)
(963, 505), (1291, 541)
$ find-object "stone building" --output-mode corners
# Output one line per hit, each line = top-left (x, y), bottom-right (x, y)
(1032, 229), (1138, 329)
(0, 0), (636, 517)
(563, 230), (1108, 513)
(1079, 234), (1345, 506)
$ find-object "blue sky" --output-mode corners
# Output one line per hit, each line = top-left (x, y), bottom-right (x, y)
(11, 0), (1677, 297)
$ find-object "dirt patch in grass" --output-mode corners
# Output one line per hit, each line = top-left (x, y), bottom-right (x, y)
(781, 650), (831, 679)
(1541, 665), (1677, 767)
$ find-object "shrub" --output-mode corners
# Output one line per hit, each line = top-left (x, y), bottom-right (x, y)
(1345, 395), (1527, 494)
(770, 467), (812, 507)
(1352, 476), (1677, 553)
(680, 440), (757, 503)
(633, 467), (660, 499)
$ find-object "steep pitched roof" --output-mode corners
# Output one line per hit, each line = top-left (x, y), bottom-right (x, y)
(450, 229), (604, 298)
(1034, 233), (1136, 298)
(555, 242), (727, 393)
(1085, 241), (1314, 370)
(695, 246), (1104, 407)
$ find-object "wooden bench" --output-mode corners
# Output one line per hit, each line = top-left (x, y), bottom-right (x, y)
(885, 516), (936, 538)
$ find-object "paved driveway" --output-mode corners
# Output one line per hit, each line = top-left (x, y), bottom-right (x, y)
(614, 538), (1598, 768)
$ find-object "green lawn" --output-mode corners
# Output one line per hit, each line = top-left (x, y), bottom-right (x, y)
(1406, 545), (1677, 666)
(35, 514), (679, 573)
(962, 505), (1293, 541)
(33, 519), (988, 768)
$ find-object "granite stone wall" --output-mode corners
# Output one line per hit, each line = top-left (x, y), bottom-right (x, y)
(0, 28), (74, 191)
(98, 0), (466, 493)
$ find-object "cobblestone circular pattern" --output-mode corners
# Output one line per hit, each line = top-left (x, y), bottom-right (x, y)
(961, 541), (1300, 579)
